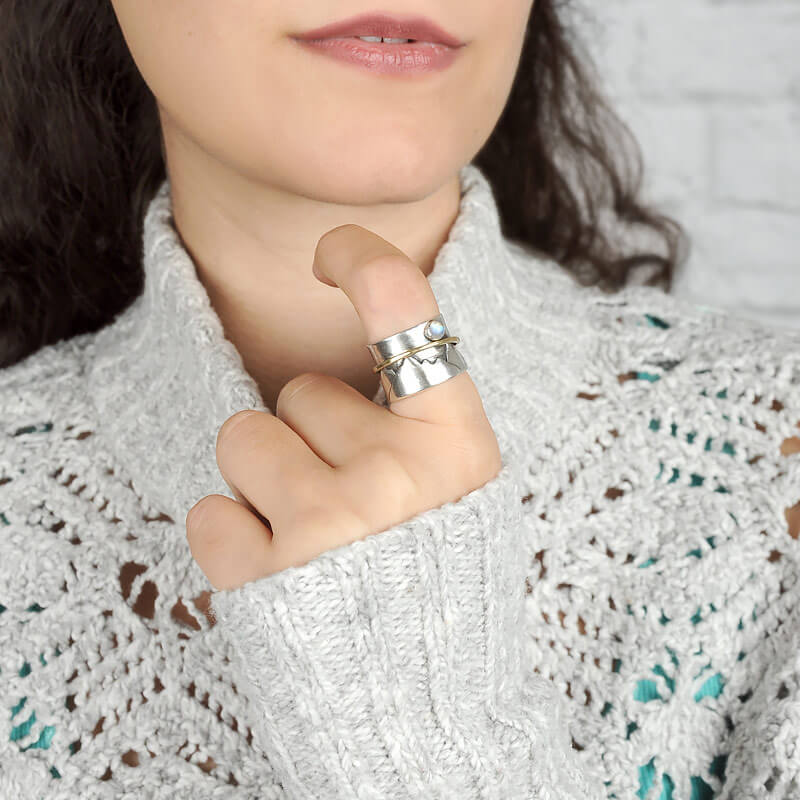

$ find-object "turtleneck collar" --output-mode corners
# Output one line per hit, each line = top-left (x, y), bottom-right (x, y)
(86, 163), (547, 525)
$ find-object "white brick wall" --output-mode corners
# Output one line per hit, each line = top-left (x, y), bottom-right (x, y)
(574, 0), (800, 330)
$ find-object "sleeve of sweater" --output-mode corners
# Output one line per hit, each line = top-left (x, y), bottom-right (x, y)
(208, 459), (604, 799)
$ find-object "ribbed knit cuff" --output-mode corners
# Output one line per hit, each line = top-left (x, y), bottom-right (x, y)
(209, 460), (596, 799)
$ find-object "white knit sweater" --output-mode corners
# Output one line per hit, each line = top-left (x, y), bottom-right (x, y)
(1, 163), (799, 799)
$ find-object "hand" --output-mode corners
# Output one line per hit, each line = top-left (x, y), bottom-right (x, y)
(186, 224), (502, 591)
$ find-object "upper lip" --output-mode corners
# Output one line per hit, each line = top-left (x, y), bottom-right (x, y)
(291, 13), (465, 47)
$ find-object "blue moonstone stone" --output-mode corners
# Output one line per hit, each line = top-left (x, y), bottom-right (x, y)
(425, 320), (445, 340)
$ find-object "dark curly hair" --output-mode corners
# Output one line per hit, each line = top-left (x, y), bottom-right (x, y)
(0, 0), (689, 368)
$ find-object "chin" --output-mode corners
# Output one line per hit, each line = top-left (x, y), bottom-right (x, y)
(299, 156), (455, 206)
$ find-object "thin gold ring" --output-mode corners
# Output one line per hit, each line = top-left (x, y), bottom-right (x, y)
(372, 336), (460, 373)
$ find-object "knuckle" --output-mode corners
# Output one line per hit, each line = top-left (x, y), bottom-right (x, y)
(216, 410), (282, 465)
(276, 372), (326, 412)
(217, 410), (260, 452)
(186, 495), (225, 546)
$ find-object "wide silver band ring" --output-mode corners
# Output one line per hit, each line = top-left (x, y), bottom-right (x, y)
(365, 313), (468, 403)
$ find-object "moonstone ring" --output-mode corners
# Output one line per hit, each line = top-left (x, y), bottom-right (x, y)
(365, 312), (468, 403)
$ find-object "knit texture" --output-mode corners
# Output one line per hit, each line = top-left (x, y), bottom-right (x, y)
(1, 162), (799, 798)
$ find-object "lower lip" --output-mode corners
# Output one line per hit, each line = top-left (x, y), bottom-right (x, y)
(291, 37), (462, 75)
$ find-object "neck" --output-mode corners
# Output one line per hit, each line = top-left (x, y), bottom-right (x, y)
(162, 122), (463, 412)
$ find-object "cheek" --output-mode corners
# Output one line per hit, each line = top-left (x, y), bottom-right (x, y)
(112, 0), (292, 174)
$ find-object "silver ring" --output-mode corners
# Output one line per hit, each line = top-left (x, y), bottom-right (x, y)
(365, 313), (468, 403)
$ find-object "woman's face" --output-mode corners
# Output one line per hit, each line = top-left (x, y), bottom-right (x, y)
(109, 2), (535, 202)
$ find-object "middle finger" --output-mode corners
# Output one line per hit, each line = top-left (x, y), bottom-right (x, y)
(215, 409), (335, 533)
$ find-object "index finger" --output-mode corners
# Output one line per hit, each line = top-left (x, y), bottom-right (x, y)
(311, 224), (484, 425)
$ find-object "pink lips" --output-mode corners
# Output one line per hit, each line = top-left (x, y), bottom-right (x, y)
(290, 12), (466, 75)
(292, 12), (465, 47)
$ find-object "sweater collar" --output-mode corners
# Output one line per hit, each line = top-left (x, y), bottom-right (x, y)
(87, 163), (537, 525)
